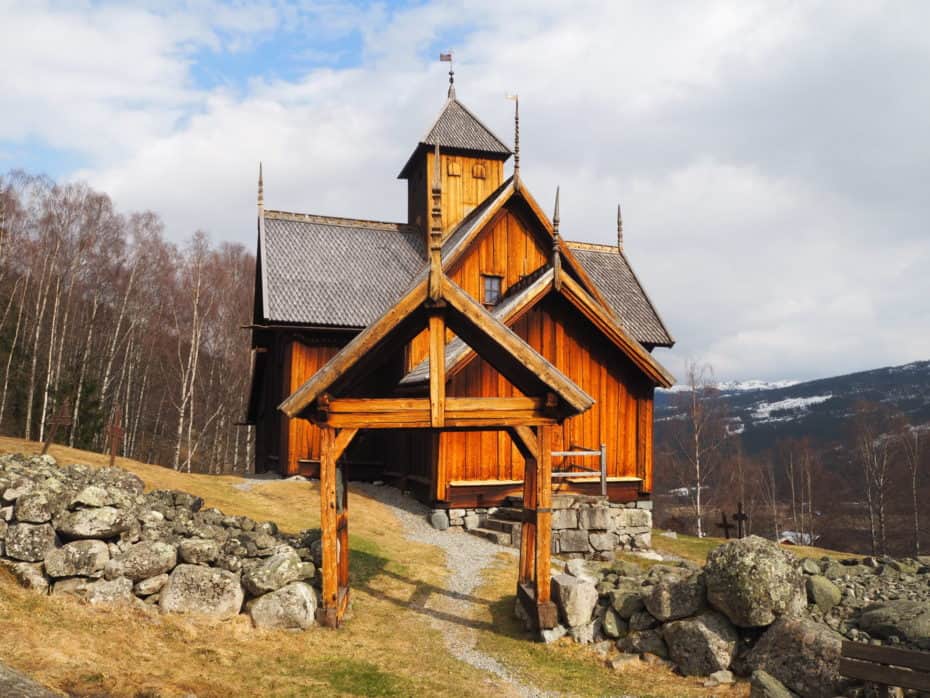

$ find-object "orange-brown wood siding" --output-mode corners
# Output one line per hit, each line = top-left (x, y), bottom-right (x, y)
(406, 208), (549, 370)
(436, 297), (654, 498)
(280, 341), (341, 476)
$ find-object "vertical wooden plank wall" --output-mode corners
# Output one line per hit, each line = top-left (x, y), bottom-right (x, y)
(281, 341), (341, 476)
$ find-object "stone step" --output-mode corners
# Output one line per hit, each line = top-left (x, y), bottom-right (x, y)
(465, 526), (515, 547)
(484, 517), (521, 535)
(490, 506), (524, 522)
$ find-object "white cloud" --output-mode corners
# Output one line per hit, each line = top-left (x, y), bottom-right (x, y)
(3, 0), (930, 384)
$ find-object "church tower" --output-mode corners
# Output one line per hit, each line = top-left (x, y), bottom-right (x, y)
(399, 91), (512, 236)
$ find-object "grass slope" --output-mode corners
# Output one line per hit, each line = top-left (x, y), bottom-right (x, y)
(0, 438), (748, 697)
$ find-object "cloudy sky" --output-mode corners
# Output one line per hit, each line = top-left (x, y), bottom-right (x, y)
(2, 0), (928, 384)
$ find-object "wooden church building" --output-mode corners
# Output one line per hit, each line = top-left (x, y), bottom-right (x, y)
(246, 80), (674, 513)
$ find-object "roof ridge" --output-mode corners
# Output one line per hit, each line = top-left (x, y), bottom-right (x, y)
(565, 240), (620, 253)
(264, 209), (415, 232)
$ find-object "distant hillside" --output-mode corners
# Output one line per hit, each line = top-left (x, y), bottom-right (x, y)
(656, 360), (930, 455)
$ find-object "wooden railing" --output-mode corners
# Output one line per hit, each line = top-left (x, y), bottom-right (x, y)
(839, 640), (930, 692)
(551, 443), (607, 496)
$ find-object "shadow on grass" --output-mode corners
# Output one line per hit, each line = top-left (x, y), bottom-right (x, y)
(348, 545), (532, 640)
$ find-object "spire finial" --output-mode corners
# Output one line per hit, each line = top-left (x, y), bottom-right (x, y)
(440, 52), (455, 99)
(258, 162), (264, 211)
(506, 94), (519, 178)
(552, 186), (560, 239)
(617, 202), (623, 249)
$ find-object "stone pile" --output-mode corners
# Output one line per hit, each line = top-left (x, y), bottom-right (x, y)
(541, 535), (930, 697)
(0, 453), (321, 630)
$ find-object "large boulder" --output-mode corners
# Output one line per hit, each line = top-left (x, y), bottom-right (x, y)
(107, 541), (177, 582)
(247, 582), (317, 629)
(5, 523), (57, 562)
(84, 577), (135, 605)
(618, 629), (669, 659)
(704, 536), (806, 627)
(54, 507), (129, 539)
(746, 617), (843, 698)
(662, 611), (737, 676)
(44, 540), (109, 578)
(609, 585), (645, 619)
(242, 548), (302, 596)
(643, 571), (705, 621)
(159, 564), (244, 618)
(858, 600), (930, 644)
(552, 573), (598, 628)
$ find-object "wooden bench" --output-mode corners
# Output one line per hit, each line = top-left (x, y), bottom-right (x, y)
(839, 640), (930, 693)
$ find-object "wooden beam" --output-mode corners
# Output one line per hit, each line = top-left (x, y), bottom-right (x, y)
(535, 424), (554, 626)
(558, 270), (675, 388)
(441, 276), (593, 414)
(317, 427), (339, 628)
(336, 462), (350, 624)
(509, 425), (538, 461)
(429, 312), (446, 427)
(315, 397), (559, 429)
(518, 448), (538, 588)
(332, 428), (358, 462)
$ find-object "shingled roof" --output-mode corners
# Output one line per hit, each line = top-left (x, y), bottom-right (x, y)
(399, 98), (511, 178)
(566, 243), (674, 347)
(258, 211), (424, 327)
(257, 211), (672, 347)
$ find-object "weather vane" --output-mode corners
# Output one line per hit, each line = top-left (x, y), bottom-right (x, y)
(440, 51), (454, 98)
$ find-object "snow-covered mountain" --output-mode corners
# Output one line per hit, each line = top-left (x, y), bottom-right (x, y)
(656, 360), (930, 454)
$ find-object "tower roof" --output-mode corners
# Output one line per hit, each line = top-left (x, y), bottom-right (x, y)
(399, 97), (512, 178)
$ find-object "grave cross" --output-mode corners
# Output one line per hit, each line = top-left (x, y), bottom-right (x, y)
(41, 398), (72, 456)
(107, 404), (123, 467)
(733, 501), (749, 539)
(716, 511), (734, 539)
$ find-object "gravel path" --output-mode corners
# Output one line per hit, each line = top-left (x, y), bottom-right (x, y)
(354, 483), (554, 698)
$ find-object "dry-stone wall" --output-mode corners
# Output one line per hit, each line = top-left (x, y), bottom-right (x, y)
(0, 453), (322, 630)
(433, 494), (653, 558)
(533, 535), (930, 697)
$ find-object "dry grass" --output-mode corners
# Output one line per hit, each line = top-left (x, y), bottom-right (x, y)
(650, 529), (856, 565)
(0, 438), (515, 697)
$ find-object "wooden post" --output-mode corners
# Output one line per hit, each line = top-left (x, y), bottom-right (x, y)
(716, 511), (734, 539)
(534, 424), (557, 629)
(734, 502), (749, 539)
(318, 426), (339, 627)
(107, 403), (123, 468)
(519, 447), (538, 587)
(41, 398), (72, 456)
(428, 312), (446, 427)
(336, 462), (350, 619)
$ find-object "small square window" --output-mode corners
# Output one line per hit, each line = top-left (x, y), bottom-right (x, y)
(482, 275), (503, 305)
(447, 160), (461, 176)
(472, 163), (487, 179)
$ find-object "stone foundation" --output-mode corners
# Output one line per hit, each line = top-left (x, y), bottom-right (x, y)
(430, 494), (653, 558)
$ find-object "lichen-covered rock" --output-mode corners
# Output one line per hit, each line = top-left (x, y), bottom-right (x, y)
(242, 548), (302, 596)
(601, 606), (628, 639)
(107, 540), (177, 581)
(858, 599), (930, 644)
(552, 573), (598, 628)
(44, 539), (109, 578)
(663, 611), (737, 676)
(806, 575), (841, 613)
(55, 506), (129, 539)
(247, 581), (317, 629)
(178, 538), (219, 565)
(134, 573), (169, 596)
(0, 559), (49, 592)
(5, 523), (56, 562)
(618, 629), (668, 659)
(159, 564), (243, 618)
(643, 571), (705, 621)
(69, 485), (113, 509)
(14, 492), (53, 523)
(705, 536), (806, 627)
(749, 670), (795, 698)
(746, 617), (843, 698)
(85, 577), (134, 605)
(609, 586), (645, 619)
